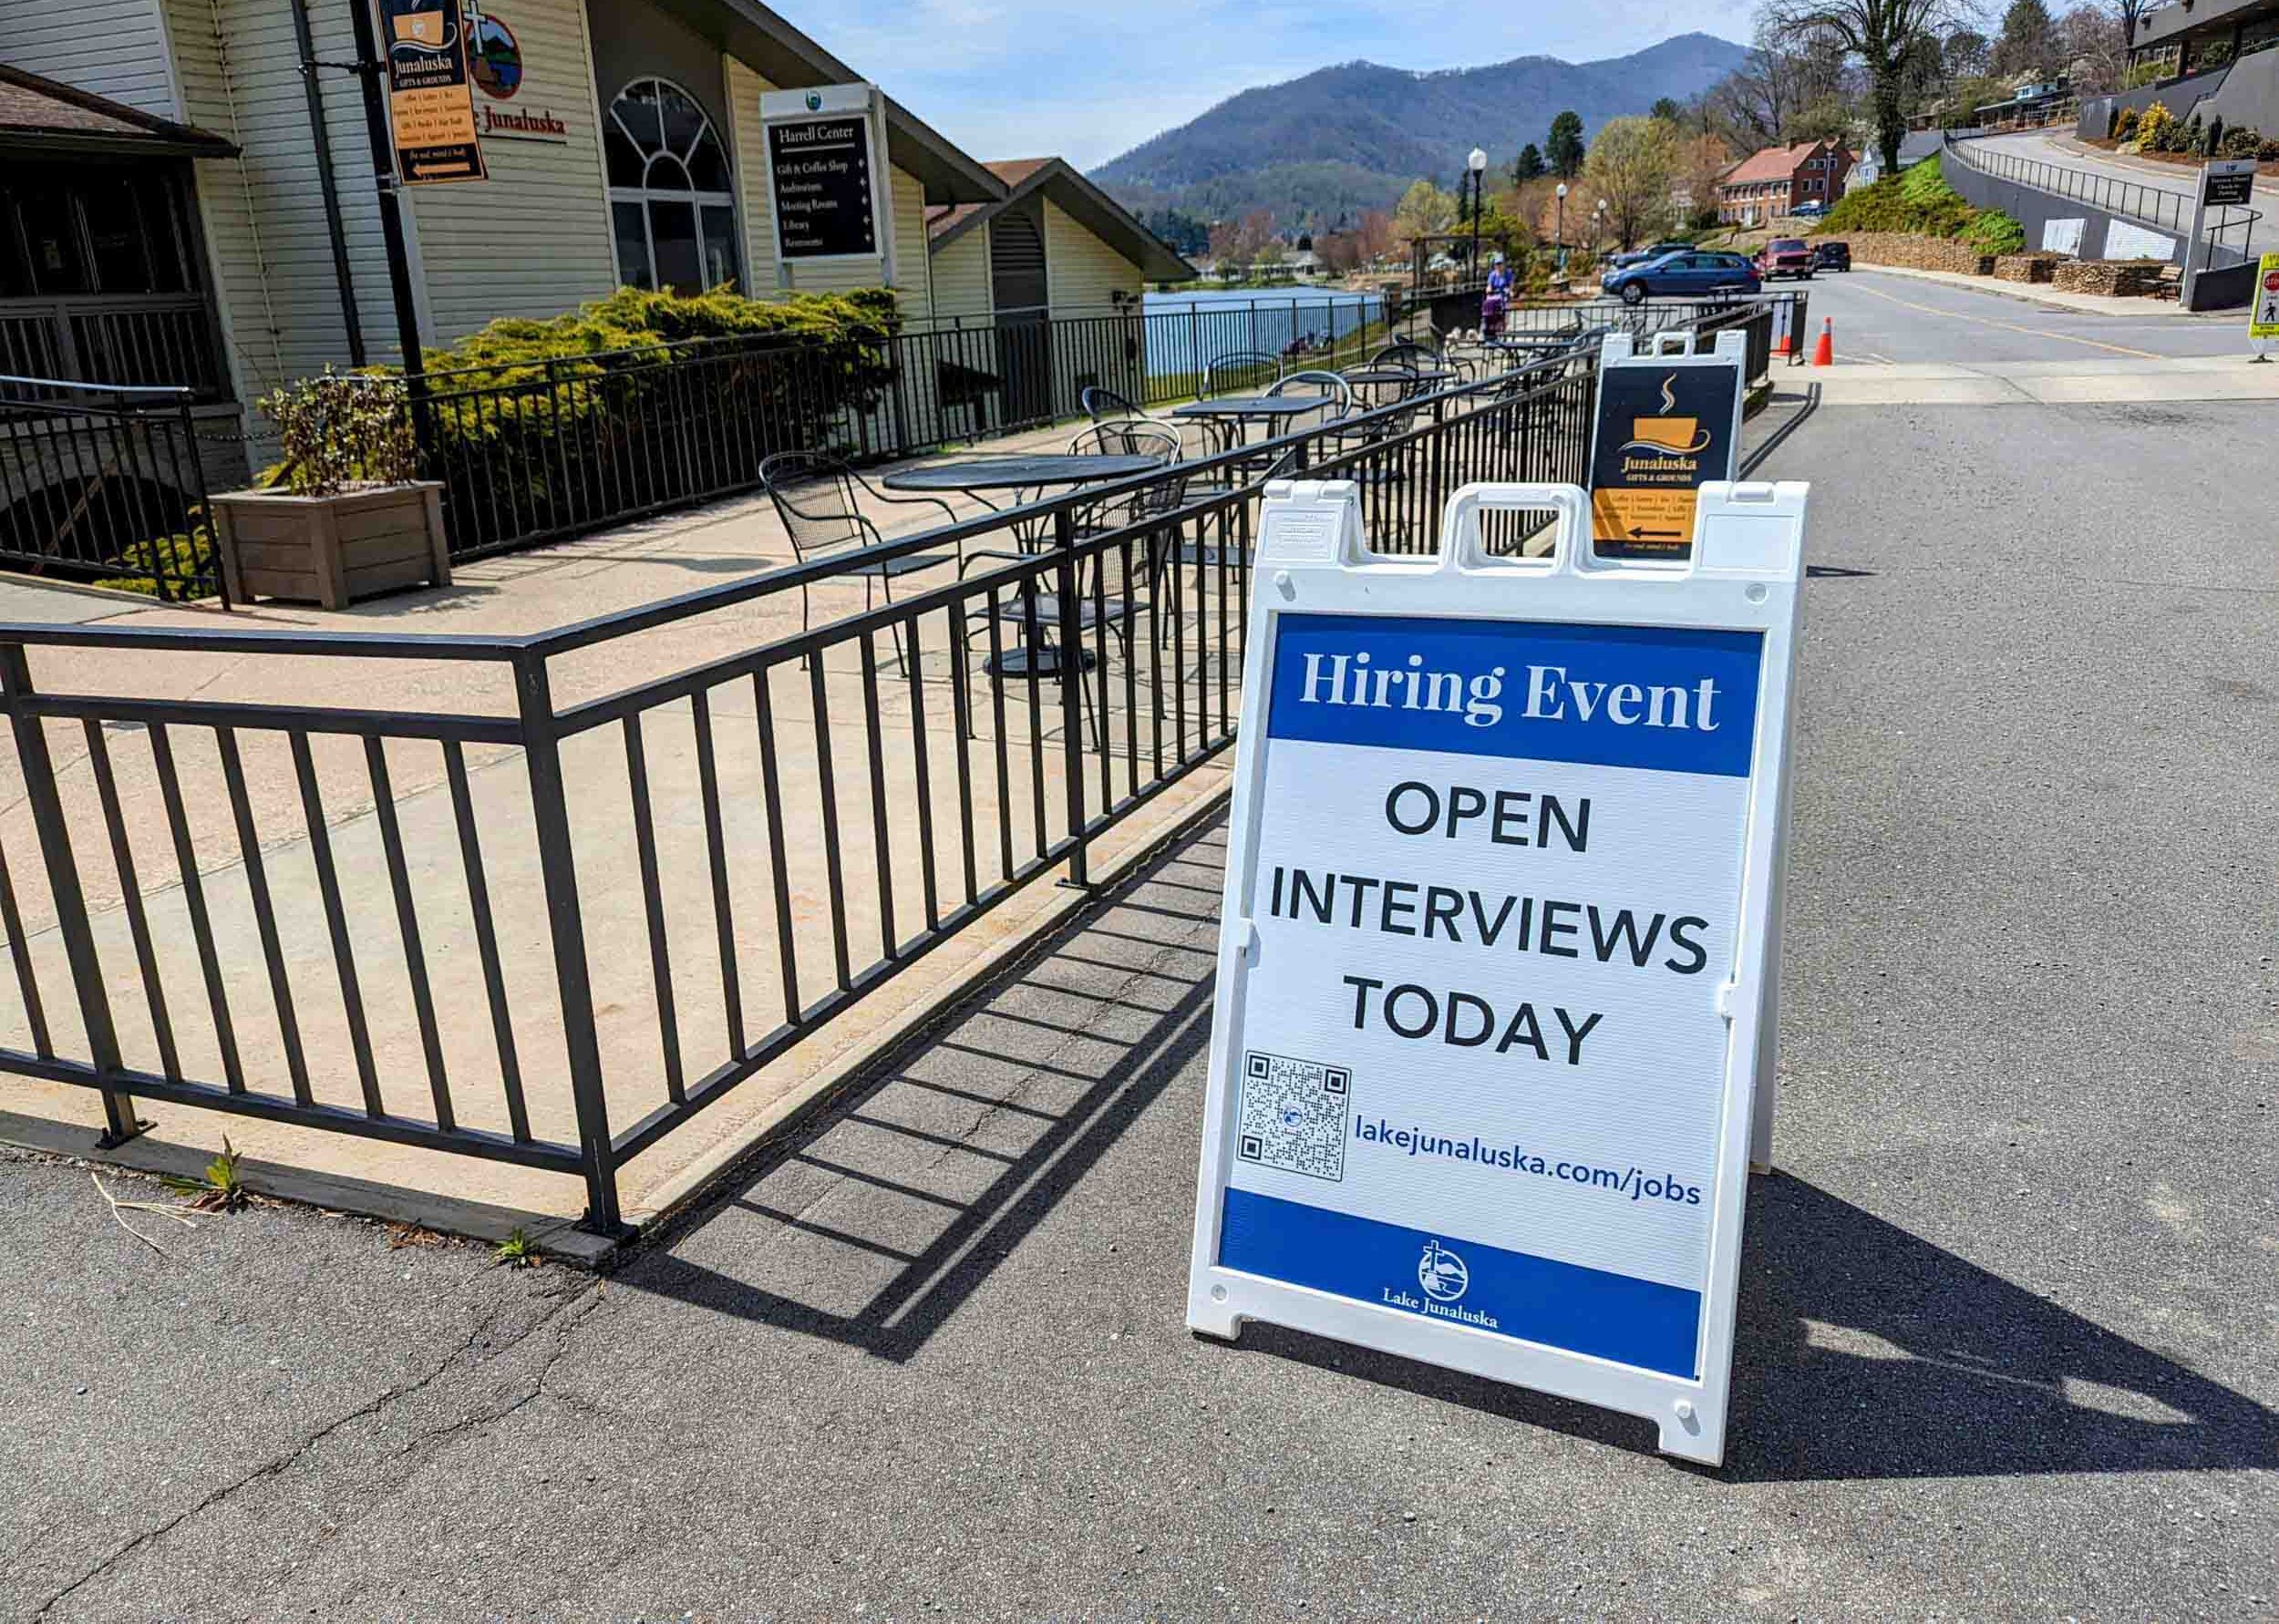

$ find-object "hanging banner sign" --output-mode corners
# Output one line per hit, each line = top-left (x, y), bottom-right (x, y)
(2250, 253), (2279, 354)
(1187, 478), (1807, 1465)
(760, 84), (887, 265)
(1587, 329), (1746, 561)
(377, 0), (487, 184)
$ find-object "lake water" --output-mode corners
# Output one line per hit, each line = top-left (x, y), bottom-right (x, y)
(1140, 286), (1387, 379)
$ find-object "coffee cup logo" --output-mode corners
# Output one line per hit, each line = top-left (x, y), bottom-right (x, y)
(1622, 375), (1712, 456)
(391, 8), (445, 45)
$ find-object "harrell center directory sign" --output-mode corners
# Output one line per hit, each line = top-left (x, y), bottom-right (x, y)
(760, 84), (891, 283)
(377, 0), (488, 185)
(1587, 330), (1746, 560)
(1188, 478), (1806, 1465)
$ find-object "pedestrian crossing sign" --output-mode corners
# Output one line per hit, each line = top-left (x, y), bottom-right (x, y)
(2251, 254), (2279, 349)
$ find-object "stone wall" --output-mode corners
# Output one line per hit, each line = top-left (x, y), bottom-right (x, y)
(1839, 233), (1997, 274)
(2049, 259), (2170, 296)
(1992, 254), (2058, 283)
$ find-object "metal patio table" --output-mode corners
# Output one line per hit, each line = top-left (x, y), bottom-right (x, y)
(882, 452), (1166, 677)
(1340, 365), (1453, 407)
(882, 453), (1165, 536)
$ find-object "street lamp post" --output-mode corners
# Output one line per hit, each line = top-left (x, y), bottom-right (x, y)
(1593, 198), (1608, 258)
(1554, 181), (1568, 275)
(1468, 146), (1487, 283)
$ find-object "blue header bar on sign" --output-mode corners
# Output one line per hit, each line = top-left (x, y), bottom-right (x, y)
(1265, 613), (1762, 777)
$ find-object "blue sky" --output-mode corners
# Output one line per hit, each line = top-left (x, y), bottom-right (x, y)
(815, 2), (1759, 171)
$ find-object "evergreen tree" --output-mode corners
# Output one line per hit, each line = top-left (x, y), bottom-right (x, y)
(1546, 110), (1587, 178)
(1511, 142), (1547, 182)
(1650, 97), (1684, 123)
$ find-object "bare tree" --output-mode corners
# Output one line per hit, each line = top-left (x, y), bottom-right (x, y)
(1707, 19), (1853, 150)
(1765, 0), (1958, 174)
(2060, 5), (2127, 90)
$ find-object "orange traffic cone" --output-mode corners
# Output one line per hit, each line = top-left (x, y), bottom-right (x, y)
(1810, 317), (1833, 366)
(1772, 320), (1794, 358)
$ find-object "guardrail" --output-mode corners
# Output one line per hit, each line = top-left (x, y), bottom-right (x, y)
(393, 293), (1799, 566)
(0, 379), (217, 601)
(1943, 132), (2262, 262)
(0, 355), (1600, 1233)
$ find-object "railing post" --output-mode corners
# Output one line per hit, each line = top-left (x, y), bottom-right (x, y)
(0, 642), (139, 1146)
(512, 652), (629, 1237)
(1053, 508), (1090, 892)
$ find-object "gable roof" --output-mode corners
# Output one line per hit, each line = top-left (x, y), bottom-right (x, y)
(0, 62), (236, 157)
(642, 0), (1003, 203)
(924, 158), (1194, 282)
(1719, 140), (1834, 188)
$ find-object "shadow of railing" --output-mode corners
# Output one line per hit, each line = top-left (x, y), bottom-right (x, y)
(610, 809), (2279, 1483)
(616, 818), (1227, 1359)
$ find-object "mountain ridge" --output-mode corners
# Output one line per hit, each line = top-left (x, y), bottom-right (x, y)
(1093, 33), (1748, 228)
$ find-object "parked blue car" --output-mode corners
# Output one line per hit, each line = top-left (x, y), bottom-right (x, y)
(1601, 250), (1762, 305)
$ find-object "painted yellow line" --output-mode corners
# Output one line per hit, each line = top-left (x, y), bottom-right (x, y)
(1844, 276), (2160, 359)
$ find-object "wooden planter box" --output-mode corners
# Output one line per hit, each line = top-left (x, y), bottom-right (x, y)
(211, 481), (449, 609)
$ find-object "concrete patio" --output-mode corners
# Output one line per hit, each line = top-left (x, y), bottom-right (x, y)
(0, 415), (1242, 1244)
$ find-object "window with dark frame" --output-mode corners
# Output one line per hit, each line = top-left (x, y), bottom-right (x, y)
(0, 163), (197, 300)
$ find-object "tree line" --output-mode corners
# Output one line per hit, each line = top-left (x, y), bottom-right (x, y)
(1699, 0), (2135, 174)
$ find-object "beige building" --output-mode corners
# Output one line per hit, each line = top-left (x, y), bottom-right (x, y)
(0, 0), (1191, 457)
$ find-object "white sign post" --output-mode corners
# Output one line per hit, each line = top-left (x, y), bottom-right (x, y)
(1187, 478), (1807, 1465)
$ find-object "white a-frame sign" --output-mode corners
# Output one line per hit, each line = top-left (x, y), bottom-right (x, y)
(1188, 478), (1806, 1465)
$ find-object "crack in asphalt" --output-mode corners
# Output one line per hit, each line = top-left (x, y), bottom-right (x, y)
(26, 1275), (606, 1621)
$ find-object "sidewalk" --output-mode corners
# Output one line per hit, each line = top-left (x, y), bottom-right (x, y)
(1813, 349), (2279, 405)
(0, 415), (1232, 1247)
(1844, 260), (2218, 318)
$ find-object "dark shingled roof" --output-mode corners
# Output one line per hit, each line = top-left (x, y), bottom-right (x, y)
(0, 62), (236, 156)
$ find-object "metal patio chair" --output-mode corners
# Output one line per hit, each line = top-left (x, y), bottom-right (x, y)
(1200, 351), (1283, 400)
(1367, 337), (1439, 372)
(1266, 369), (1354, 421)
(758, 450), (958, 672)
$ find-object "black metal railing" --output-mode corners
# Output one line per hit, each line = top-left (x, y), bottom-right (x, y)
(0, 379), (218, 601)
(1944, 131), (2263, 262)
(408, 293), (1801, 563)
(0, 357), (1600, 1233)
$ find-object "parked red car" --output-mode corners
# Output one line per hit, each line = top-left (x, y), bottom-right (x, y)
(1757, 238), (1816, 281)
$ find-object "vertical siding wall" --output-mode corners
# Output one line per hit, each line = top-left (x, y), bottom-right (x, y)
(0, 0), (176, 117)
(724, 57), (781, 293)
(165, 0), (397, 406)
(1043, 200), (1140, 313)
(407, 0), (616, 339)
(929, 228), (992, 320)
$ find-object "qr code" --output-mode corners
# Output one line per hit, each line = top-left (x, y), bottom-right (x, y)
(1235, 1051), (1351, 1182)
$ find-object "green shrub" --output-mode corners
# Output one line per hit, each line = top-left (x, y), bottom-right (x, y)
(93, 514), (214, 599)
(2115, 107), (2140, 140)
(420, 284), (901, 385)
(2220, 125), (2264, 158)
(2260, 138), (2279, 160)
(1960, 209), (2027, 255)
(363, 285), (903, 537)
(1816, 156), (2027, 261)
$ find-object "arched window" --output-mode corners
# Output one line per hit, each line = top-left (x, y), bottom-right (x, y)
(605, 78), (740, 293)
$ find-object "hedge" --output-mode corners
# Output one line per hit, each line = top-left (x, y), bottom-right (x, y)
(1817, 157), (2026, 259)
(368, 284), (906, 545)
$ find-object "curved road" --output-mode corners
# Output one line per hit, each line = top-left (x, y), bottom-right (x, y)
(1971, 128), (2278, 256)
